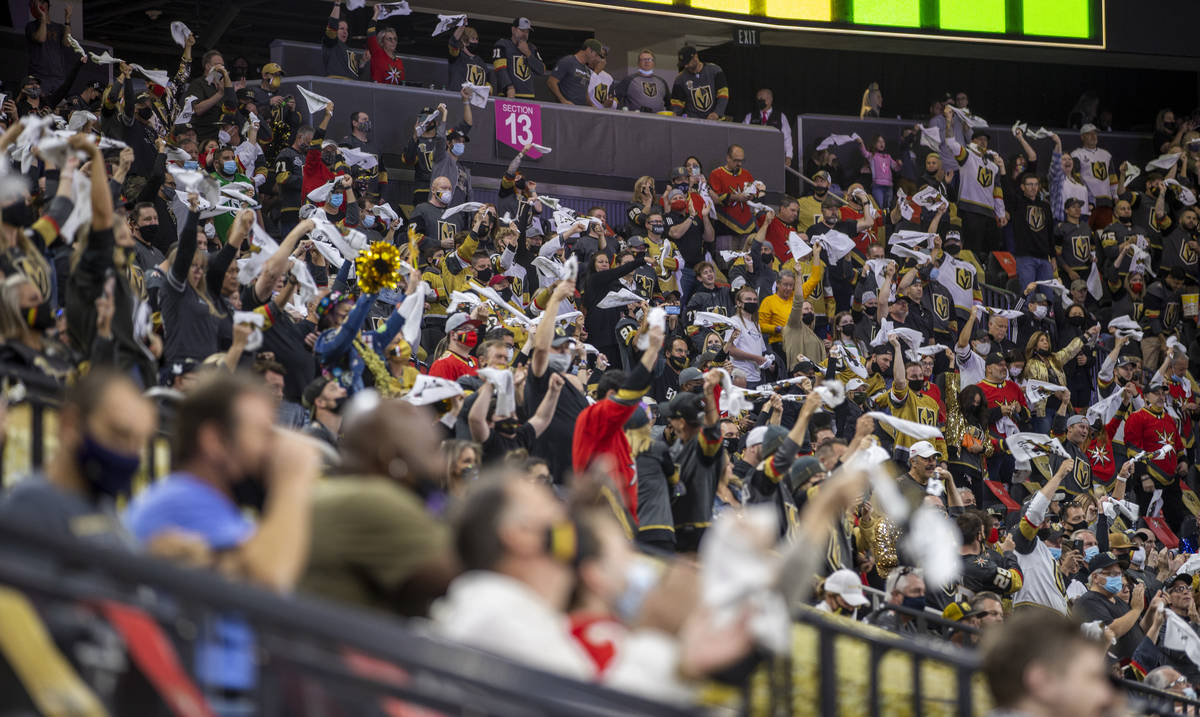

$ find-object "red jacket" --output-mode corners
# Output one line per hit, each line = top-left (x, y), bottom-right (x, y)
(1123, 406), (1183, 484)
(572, 397), (640, 517)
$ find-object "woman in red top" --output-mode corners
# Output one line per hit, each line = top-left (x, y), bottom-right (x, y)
(367, 7), (405, 85)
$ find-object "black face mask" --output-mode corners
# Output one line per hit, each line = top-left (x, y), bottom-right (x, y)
(802, 313), (815, 325)
(495, 418), (521, 435)
(1066, 520), (1087, 533)
(813, 187), (828, 198)
(321, 151), (337, 166)
(944, 243), (962, 255)
(475, 268), (493, 284)
(742, 301), (759, 315)
(1069, 315), (1086, 327)
(138, 223), (159, 245)
(908, 379), (924, 392)
(136, 105), (154, 120)
(754, 98), (767, 111)
(1118, 215), (1132, 225)
(863, 306), (877, 318)
(25, 302), (55, 331)
(722, 437), (739, 456)
(840, 323), (854, 336)
(668, 355), (688, 371)
(231, 475), (267, 512)
(467, 42), (479, 52)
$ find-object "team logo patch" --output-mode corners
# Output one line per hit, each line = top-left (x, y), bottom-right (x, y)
(956, 266), (974, 290)
(1091, 162), (1108, 180)
(641, 80), (658, 98)
(932, 293), (950, 320)
(514, 56), (531, 82)
(977, 166), (994, 187)
(1072, 234), (1092, 262)
(466, 64), (486, 86)
(1026, 206), (1046, 233)
(1182, 240), (1198, 264)
(593, 83), (608, 106)
(437, 220), (456, 243)
(690, 85), (713, 113)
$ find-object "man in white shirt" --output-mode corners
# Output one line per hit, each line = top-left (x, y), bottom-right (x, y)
(742, 88), (793, 170)
(1071, 123), (1118, 226)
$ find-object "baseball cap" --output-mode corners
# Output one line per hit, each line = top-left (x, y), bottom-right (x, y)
(1108, 531), (1133, 550)
(678, 366), (703, 385)
(487, 274), (509, 287)
(746, 426), (769, 448)
(1117, 355), (1139, 368)
(447, 128), (471, 143)
(262, 62), (284, 75)
(512, 17), (532, 30)
(759, 426), (789, 458)
(1087, 551), (1119, 574)
(1145, 383), (1167, 395)
(1066, 414), (1089, 429)
(664, 392), (705, 425)
(945, 230), (962, 242)
(302, 376), (332, 409)
(1134, 527), (1156, 543)
(942, 600), (983, 622)
(623, 405), (650, 430)
(677, 45), (697, 68)
(910, 440), (938, 458)
(824, 569), (869, 607)
(971, 129), (989, 140)
(846, 378), (867, 392)
(1168, 573), (1193, 590)
(627, 236), (647, 249)
(84, 79), (104, 92)
(813, 170), (832, 182)
(1069, 278), (1087, 292)
(1029, 291), (1049, 304)
(445, 312), (482, 334)
(786, 456), (824, 493)
(1079, 123), (1099, 135)
(321, 139), (338, 149)
(550, 325), (576, 348)
(236, 88), (255, 103)
(671, 166), (688, 180)
(582, 38), (604, 54)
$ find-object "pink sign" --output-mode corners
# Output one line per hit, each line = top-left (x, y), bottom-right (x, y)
(494, 99), (545, 159)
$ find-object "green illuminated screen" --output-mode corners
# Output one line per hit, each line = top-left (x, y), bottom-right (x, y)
(541, 0), (1102, 45)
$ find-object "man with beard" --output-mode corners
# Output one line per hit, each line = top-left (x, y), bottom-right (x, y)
(810, 196), (873, 313)
(862, 343), (894, 401)
(1098, 197), (1149, 271)
(341, 111), (387, 202)
(1142, 267), (1188, 370)
(1160, 206), (1200, 275)
(271, 125), (313, 236)
(301, 376), (347, 450)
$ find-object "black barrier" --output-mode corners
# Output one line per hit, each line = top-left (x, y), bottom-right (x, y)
(276, 76), (785, 194)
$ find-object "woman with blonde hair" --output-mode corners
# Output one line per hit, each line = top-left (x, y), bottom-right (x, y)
(625, 405), (677, 553)
(626, 175), (657, 234)
(859, 82), (882, 119)
(441, 439), (481, 497)
(0, 274), (77, 386)
(1020, 329), (1083, 433)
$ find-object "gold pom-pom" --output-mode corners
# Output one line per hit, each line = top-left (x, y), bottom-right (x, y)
(355, 241), (404, 295)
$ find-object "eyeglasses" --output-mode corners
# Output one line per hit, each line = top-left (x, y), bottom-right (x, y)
(1168, 585), (1192, 594)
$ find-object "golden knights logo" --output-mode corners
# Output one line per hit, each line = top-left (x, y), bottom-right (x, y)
(436, 219), (457, 244)
(977, 166), (994, 187)
(956, 266), (974, 290)
(513, 56), (531, 82)
(641, 80), (658, 97)
(916, 405), (937, 426)
(593, 83), (609, 107)
(1165, 302), (1180, 327)
(418, 143), (434, 173)
(507, 274), (523, 298)
(1092, 162), (1108, 181)
(632, 272), (655, 298)
(932, 293), (950, 321)
(1182, 240), (1199, 264)
(1072, 458), (1092, 490)
(687, 82), (713, 113)
(1132, 300), (1144, 323)
(466, 64), (486, 87)
(1071, 234), (1092, 263)
(13, 254), (50, 298)
(1025, 206), (1046, 233)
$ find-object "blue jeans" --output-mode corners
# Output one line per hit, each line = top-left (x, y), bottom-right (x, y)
(871, 184), (894, 212)
(679, 266), (697, 306)
(1015, 256), (1054, 292)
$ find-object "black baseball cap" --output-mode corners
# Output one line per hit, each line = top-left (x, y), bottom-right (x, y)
(985, 351), (1007, 366)
(664, 391), (705, 425)
(1087, 551), (1119, 574)
(677, 45), (697, 68)
(302, 376), (332, 409)
(1064, 197), (1084, 209)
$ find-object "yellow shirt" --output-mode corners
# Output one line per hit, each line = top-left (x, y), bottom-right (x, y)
(759, 293), (792, 345)
(796, 196), (823, 232)
(887, 381), (948, 458)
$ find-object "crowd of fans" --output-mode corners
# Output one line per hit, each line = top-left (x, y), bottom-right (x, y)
(8, 0), (1200, 714)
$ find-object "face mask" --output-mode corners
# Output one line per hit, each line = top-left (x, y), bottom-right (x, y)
(1069, 315), (1086, 327)
(328, 193), (344, 208)
(722, 437), (739, 456)
(974, 341), (991, 356)
(322, 151), (338, 166)
(218, 129), (231, 145)
(137, 105), (154, 120)
(25, 302), (55, 331)
(742, 301), (759, 314)
(547, 352), (573, 374)
(864, 306), (876, 318)
(1103, 574), (1123, 595)
(184, 160), (199, 171)
(24, 86), (40, 98)
(451, 142), (466, 157)
(851, 391), (866, 404)
(222, 160), (238, 175)
(161, 186), (176, 201)
(77, 433), (141, 498)
(839, 323), (854, 336)
(901, 595), (926, 612)
(459, 331), (478, 348)
(668, 355), (688, 371)
(814, 187), (828, 198)
(945, 243), (962, 255)
(802, 313), (815, 325)
(475, 268), (493, 284)
(139, 223), (159, 245)
(466, 41), (479, 53)
(357, 120), (373, 133)
(1084, 545), (1100, 562)
(754, 98), (767, 111)
(1009, 366), (1021, 378)
(1130, 281), (1144, 293)
(1119, 215), (1132, 225)
(1031, 305), (1048, 319)
(649, 222), (664, 234)
(495, 418), (520, 435)
(361, 214), (375, 228)
(438, 189), (452, 204)
(1049, 546), (1063, 560)
(1132, 547), (1146, 568)
(928, 268), (939, 281)
(908, 379), (924, 392)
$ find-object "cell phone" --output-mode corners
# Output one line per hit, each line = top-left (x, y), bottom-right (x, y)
(664, 305), (680, 316)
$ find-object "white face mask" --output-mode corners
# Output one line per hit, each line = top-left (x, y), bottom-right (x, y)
(1031, 304), (1048, 319)
(217, 129), (231, 145)
(438, 189), (452, 204)
(974, 341), (991, 356)
(1009, 366), (1022, 378)
(1131, 547), (1146, 568)
(637, 68), (653, 76)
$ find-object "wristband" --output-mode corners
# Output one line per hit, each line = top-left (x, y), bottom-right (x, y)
(1116, 476), (1127, 483)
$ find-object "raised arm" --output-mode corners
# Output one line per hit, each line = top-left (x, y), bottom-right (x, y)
(468, 380), (494, 443)
(527, 372), (565, 437)
(69, 135), (113, 231)
(531, 279), (574, 377)
(254, 219), (312, 302)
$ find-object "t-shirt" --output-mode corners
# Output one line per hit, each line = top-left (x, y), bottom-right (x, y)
(1072, 590), (1143, 660)
(665, 211), (705, 267)
(24, 20), (73, 94)
(299, 476), (447, 616)
(0, 476), (133, 550)
(1011, 194), (1054, 259)
(124, 474), (257, 690)
(587, 70), (614, 109)
(525, 367), (590, 482)
(482, 422), (537, 463)
(613, 72), (670, 113)
(550, 54), (592, 105)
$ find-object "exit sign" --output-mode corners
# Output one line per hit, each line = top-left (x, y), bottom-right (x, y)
(734, 27), (759, 45)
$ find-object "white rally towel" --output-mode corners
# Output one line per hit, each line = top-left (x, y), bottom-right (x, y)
(238, 224), (279, 283)
(866, 412), (944, 441)
(949, 106), (988, 128)
(128, 63), (168, 88)
(441, 201), (485, 220)
(296, 86), (333, 116)
(719, 250), (751, 264)
(918, 125), (941, 151)
(815, 133), (860, 151)
(170, 21), (193, 48)
(468, 282), (532, 326)
(288, 257), (318, 307)
(787, 231), (812, 261)
(174, 95), (198, 125)
(339, 146), (378, 171)
(814, 380), (846, 408)
(167, 165), (221, 206)
(714, 368), (752, 415)
(890, 244), (932, 264)
(596, 288), (645, 309)
(66, 33), (86, 59)
(306, 180), (337, 204)
(433, 14), (468, 35)
(636, 307), (667, 351)
(903, 507), (963, 590)
(1166, 178), (1198, 207)
(1163, 609), (1200, 668)
(88, 51), (121, 65)
(461, 82), (490, 109)
(397, 281), (430, 349)
(530, 142), (552, 155)
(911, 185), (948, 211)
(478, 368), (517, 416)
(232, 311), (265, 352)
(1146, 153), (1181, 172)
(1005, 433), (1070, 465)
(530, 254), (578, 285)
(403, 374), (464, 406)
(1087, 261), (1103, 300)
(1122, 161), (1141, 187)
(812, 230), (855, 264)
(346, 0), (366, 9)
(1021, 379), (1068, 407)
(446, 290), (482, 314)
(1086, 388), (1126, 426)
(377, 2), (412, 19)
(1035, 278), (1069, 297)
(889, 230), (937, 249)
(692, 311), (736, 328)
